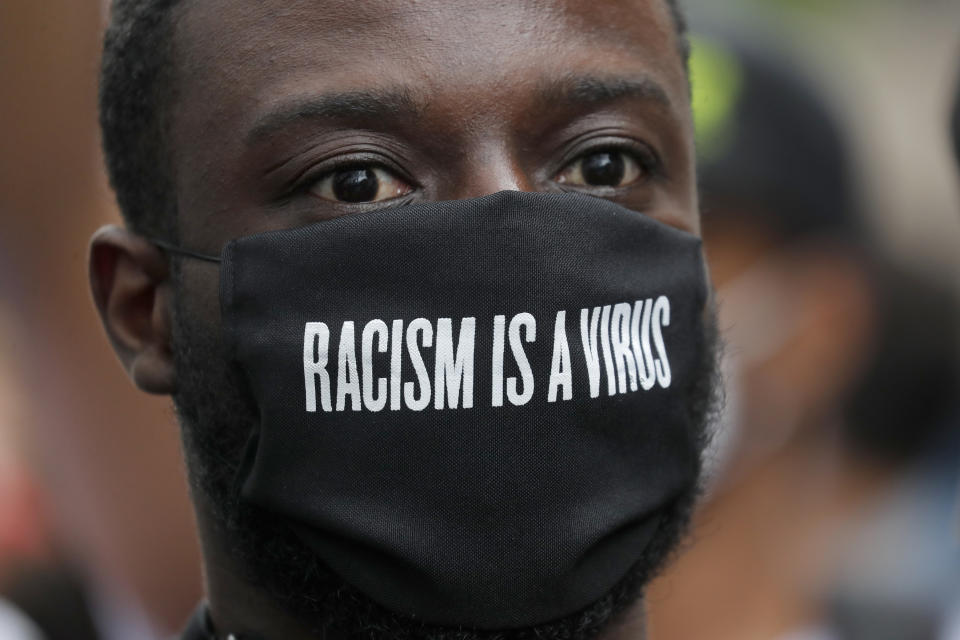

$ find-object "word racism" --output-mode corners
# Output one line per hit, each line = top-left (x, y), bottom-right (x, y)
(304, 297), (673, 413)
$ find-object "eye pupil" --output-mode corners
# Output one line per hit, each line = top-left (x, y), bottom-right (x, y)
(332, 167), (379, 202)
(581, 152), (625, 187)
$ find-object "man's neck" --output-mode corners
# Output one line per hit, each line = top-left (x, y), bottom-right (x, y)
(194, 506), (317, 640)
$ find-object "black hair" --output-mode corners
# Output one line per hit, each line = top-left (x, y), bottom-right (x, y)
(98, 0), (689, 239)
(99, 0), (182, 239)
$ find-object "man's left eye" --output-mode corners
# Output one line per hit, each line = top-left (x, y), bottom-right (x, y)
(310, 165), (413, 203)
(554, 150), (644, 189)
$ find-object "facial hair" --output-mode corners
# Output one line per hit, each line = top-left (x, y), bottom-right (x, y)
(170, 274), (721, 640)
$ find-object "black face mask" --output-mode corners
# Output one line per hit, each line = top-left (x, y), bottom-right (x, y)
(164, 190), (710, 630)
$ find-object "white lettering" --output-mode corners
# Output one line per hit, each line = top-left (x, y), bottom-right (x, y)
(548, 310), (572, 402)
(433, 317), (476, 409)
(336, 321), (361, 411)
(303, 322), (332, 412)
(507, 312), (536, 406)
(652, 296), (672, 388)
(404, 318), (433, 410)
(361, 319), (389, 412)
(302, 297), (673, 414)
(390, 319), (404, 411)
(491, 315), (506, 407)
(611, 303), (636, 394)
(580, 307), (602, 398)
(633, 299), (656, 391)
(599, 304), (616, 396)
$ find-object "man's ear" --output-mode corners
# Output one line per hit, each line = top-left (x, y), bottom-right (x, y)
(89, 225), (176, 394)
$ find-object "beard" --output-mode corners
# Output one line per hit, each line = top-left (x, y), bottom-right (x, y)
(171, 275), (721, 640)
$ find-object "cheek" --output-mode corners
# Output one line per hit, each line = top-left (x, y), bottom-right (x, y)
(174, 260), (224, 339)
(672, 153), (700, 234)
(647, 133), (699, 234)
(649, 175), (700, 235)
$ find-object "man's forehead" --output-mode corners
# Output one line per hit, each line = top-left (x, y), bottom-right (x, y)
(166, 0), (694, 238)
(171, 0), (685, 109)
(175, 0), (677, 52)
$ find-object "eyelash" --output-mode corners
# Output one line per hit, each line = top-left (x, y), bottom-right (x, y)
(558, 139), (662, 182)
(287, 138), (662, 202)
(286, 151), (417, 199)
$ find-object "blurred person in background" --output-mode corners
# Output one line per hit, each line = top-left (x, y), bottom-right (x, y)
(648, 31), (960, 640)
(946, 58), (960, 640)
(954, 63), (960, 171)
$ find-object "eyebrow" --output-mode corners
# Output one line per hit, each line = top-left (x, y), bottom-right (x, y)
(246, 73), (671, 145)
(246, 88), (422, 145)
(538, 74), (672, 111)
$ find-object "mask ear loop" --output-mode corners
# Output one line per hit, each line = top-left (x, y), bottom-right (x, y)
(151, 236), (262, 520)
(150, 238), (222, 264)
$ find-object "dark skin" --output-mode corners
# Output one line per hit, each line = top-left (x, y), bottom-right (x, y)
(90, 0), (696, 637)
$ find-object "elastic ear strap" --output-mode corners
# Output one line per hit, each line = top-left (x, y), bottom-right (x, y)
(150, 238), (222, 263)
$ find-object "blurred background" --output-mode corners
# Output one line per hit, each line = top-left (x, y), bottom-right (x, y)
(0, 1), (958, 639)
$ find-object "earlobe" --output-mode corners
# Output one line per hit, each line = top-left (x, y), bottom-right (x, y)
(89, 225), (177, 394)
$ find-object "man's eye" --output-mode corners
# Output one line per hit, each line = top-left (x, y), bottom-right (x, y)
(555, 150), (644, 189)
(310, 166), (413, 203)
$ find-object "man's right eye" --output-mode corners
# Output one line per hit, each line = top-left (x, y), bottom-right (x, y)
(309, 165), (413, 203)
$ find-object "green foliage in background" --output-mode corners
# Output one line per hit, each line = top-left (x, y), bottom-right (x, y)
(689, 36), (743, 161)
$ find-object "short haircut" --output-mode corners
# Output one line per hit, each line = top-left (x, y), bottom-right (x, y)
(99, 0), (688, 239)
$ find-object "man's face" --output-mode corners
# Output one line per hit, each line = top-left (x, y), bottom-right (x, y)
(170, 0), (695, 261)
(165, 0), (703, 636)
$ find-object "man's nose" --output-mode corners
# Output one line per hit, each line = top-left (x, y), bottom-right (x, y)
(441, 148), (536, 200)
